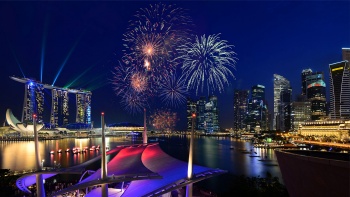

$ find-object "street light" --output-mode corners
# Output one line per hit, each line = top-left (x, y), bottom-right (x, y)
(186, 113), (196, 197)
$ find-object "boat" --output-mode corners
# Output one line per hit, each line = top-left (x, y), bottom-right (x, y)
(57, 149), (62, 153)
(65, 148), (70, 152)
(50, 150), (54, 154)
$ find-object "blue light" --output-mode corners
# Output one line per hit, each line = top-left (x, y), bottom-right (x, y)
(52, 37), (80, 86)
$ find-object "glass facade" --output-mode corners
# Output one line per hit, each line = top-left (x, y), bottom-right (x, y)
(233, 89), (249, 132)
(273, 74), (291, 131)
(329, 61), (350, 119)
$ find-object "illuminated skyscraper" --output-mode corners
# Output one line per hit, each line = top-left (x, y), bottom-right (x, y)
(11, 76), (92, 128)
(209, 95), (219, 132)
(50, 89), (69, 127)
(233, 89), (249, 132)
(76, 92), (92, 124)
(246, 85), (268, 132)
(196, 96), (206, 131)
(329, 60), (350, 119)
(306, 72), (327, 120)
(273, 74), (292, 131)
(188, 95), (219, 133)
(301, 69), (312, 95)
(291, 95), (311, 131)
(187, 98), (197, 131)
(22, 81), (45, 123)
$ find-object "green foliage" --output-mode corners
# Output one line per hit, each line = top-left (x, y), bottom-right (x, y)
(0, 169), (21, 196)
(217, 173), (289, 197)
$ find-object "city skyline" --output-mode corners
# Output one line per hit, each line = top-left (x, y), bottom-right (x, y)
(0, 1), (349, 129)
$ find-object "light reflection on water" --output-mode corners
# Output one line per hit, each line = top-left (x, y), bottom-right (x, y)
(158, 135), (282, 180)
(0, 137), (131, 171)
(0, 136), (282, 180)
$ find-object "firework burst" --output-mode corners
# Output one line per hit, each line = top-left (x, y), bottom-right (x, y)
(159, 74), (188, 108)
(130, 71), (148, 93)
(150, 109), (177, 131)
(122, 3), (193, 88)
(121, 91), (148, 115)
(177, 34), (237, 95)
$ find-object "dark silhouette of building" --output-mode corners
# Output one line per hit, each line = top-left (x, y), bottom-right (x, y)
(233, 90), (249, 132)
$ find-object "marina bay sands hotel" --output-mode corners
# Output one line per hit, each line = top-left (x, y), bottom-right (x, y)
(10, 76), (92, 127)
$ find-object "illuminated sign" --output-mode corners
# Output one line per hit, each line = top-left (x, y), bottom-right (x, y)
(331, 67), (344, 72)
(307, 80), (326, 88)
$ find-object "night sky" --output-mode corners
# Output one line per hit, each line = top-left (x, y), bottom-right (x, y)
(0, 1), (349, 129)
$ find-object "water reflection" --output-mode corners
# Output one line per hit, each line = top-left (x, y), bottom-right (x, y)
(0, 136), (282, 182)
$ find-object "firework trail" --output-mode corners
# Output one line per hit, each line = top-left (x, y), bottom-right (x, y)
(177, 34), (237, 95)
(112, 61), (132, 96)
(159, 74), (188, 108)
(121, 91), (148, 115)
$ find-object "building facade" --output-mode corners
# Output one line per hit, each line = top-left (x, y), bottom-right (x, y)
(305, 72), (327, 120)
(246, 85), (268, 132)
(299, 119), (350, 140)
(187, 96), (220, 133)
(186, 98), (197, 131)
(291, 95), (311, 131)
(274, 74), (292, 131)
(11, 76), (92, 128)
(342, 48), (350, 62)
(329, 61), (350, 119)
(233, 89), (249, 132)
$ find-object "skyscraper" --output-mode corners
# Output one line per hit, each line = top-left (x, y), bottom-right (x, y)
(274, 74), (292, 131)
(209, 95), (219, 132)
(11, 76), (92, 128)
(301, 69), (313, 96)
(329, 60), (350, 119)
(291, 95), (311, 131)
(196, 96), (206, 131)
(186, 98), (197, 131)
(246, 85), (268, 132)
(342, 48), (350, 62)
(306, 72), (327, 120)
(233, 90), (249, 132)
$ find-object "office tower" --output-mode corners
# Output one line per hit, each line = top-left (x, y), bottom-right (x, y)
(280, 88), (292, 131)
(329, 60), (350, 119)
(209, 95), (219, 132)
(291, 95), (311, 131)
(246, 85), (268, 132)
(76, 93), (92, 124)
(186, 98), (197, 131)
(196, 96), (206, 131)
(306, 72), (327, 120)
(342, 48), (350, 62)
(233, 90), (249, 132)
(301, 69), (313, 96)
(273, 74), (292, 131)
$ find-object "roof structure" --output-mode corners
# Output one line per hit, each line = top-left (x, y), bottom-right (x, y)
(50, 143), (226, 197)
(16, 146), (124, 193)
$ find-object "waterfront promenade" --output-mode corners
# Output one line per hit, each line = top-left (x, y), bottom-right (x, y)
(294, 140), (350, 150)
